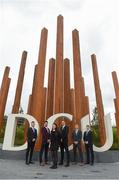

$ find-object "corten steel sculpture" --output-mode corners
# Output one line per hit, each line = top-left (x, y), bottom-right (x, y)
(28, 28), (48, 149)
(0, 67), (11, 128)
(112, 71), (119, 142)
(53, 15), (64, 126)
(72, 29), (90, 126)
(46, 58), (55, 120)
(12, 51), (27, 113)
(1, 14), (119, 150)
(91, 54), (106, 145)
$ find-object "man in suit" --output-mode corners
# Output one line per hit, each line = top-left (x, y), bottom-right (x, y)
(26, 121), (37, 165)
(59, 120), (70, 167)
(72, 124), (83, 164)
(83, 125), (94, 165)
(39, 121), (50, 165)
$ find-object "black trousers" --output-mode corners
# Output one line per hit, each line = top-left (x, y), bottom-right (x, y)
(73, 142), (83, 163)
(26, 141), (35, 163)
(85, 144), (94, 164)
(51, 150), (58, 166)
(60, 142), (70, 164)
(39, 142), (49, 163)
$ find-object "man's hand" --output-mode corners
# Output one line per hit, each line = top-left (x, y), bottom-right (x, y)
(85, 141), (88, 144)
(74, 141), (78, 144)
(32, 138), (36, 142)
(47, 139), (50, 143)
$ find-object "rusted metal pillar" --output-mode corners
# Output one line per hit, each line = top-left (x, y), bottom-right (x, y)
(46, 58), (55, 119)
(72, 29), (89, 126)
(91, 54), (106, 145)
(12, 51), (27, 113)
(0, 67), (11, 127)
(30, 28), (48, 150)
(54, 15), (64, 125)
(112, 71), (119, 142)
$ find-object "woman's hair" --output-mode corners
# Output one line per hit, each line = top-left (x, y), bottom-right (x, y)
(52, 123), (57, 130)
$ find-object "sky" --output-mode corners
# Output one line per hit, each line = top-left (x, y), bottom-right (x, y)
(0, 0), (119, 124)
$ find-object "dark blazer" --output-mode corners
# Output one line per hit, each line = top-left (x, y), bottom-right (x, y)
(83, 130), (93, 145)
(72, 130), (82, 142)
(50, 130), (60, 151)
(59, 125), (69, 143)
(27, 127), (37, 143)
(41, 127), (50, 143)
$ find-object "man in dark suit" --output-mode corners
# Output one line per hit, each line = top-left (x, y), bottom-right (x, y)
(72, 124), (83, 164)
(59, 120), (70, 167)
(83, 125), (94, 165)
(39, 121), (50, 165)
(26, 121), (37, 165)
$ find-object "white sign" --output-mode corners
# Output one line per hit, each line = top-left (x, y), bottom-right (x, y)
(2, 113), (113, 152)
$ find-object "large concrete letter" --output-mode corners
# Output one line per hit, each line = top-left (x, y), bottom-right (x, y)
(3, 114), (39, 151)
(81, 114), (113, 152)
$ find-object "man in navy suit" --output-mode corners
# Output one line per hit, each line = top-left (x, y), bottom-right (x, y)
(83, 125), (94, 165)
(26, 121), (37, 165)
(59, 120), (70, 167)
(72, 124), (83, 164)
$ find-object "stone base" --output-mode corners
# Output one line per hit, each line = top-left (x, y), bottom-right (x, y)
(0, 144), (119, 163)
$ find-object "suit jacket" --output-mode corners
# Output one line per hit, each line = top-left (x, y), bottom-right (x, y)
(83, 130), (93, 145)
(59, 125), (69, 143)
(41, 127), (50, 143)
(72, 129), (82, 142)
(27, 127), (37, 143)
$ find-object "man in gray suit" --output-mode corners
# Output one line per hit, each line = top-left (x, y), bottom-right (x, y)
(72, 124), (83, 164)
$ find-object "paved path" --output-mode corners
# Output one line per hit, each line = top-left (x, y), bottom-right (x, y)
(0, 159), (119, 179)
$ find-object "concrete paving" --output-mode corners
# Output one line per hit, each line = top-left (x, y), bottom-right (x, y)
(0, 159), (119, 179)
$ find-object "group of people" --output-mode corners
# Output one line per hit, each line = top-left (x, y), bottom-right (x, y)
(25, 120), (94, 169)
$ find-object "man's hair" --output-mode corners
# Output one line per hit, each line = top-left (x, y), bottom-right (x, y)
(45, 121), (48, 123)
(31, 121), (35, 123)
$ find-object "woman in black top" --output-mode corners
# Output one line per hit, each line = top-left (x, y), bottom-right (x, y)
(50, 123), (59, 169)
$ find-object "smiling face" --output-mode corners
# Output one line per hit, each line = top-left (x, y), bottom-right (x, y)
(75, 124), (79, 130)
(61, 120), (65, 126)
(44, 121), (48, 127)
(31, 121), (35, 128)
(86, 125), (90, 131)
(52, 123), (57, 130)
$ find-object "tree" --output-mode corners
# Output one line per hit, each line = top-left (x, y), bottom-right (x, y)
(91, 107), (98, 126)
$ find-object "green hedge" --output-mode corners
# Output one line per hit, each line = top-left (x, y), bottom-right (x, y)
(92, 126), (119, 150)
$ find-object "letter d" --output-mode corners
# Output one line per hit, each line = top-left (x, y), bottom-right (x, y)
(2, 114), (39, 151)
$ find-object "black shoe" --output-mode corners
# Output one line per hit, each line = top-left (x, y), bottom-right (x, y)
(29, 161), (34, 164)
(26, 162), (29, 165)
(90, 162), (94, 166)
(85, 162), (90, 164)
(59, 162), (63, 165)
(40, 162), (45, 166)
(50, 165), (57, 169)
(65, 164), (69, 167)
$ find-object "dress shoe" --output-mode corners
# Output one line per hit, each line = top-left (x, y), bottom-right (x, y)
(65, 164), (69, 167)
(40, 162), (45, 166)
(29, 161), (34, 164)
(50, 165), (57, 169)
(26, 162), (29, 165)
(59, 162), (63, 165)
(85, 162), (90, 164)
(90, 162), (94, 166)
(45, 162), (50, 165)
